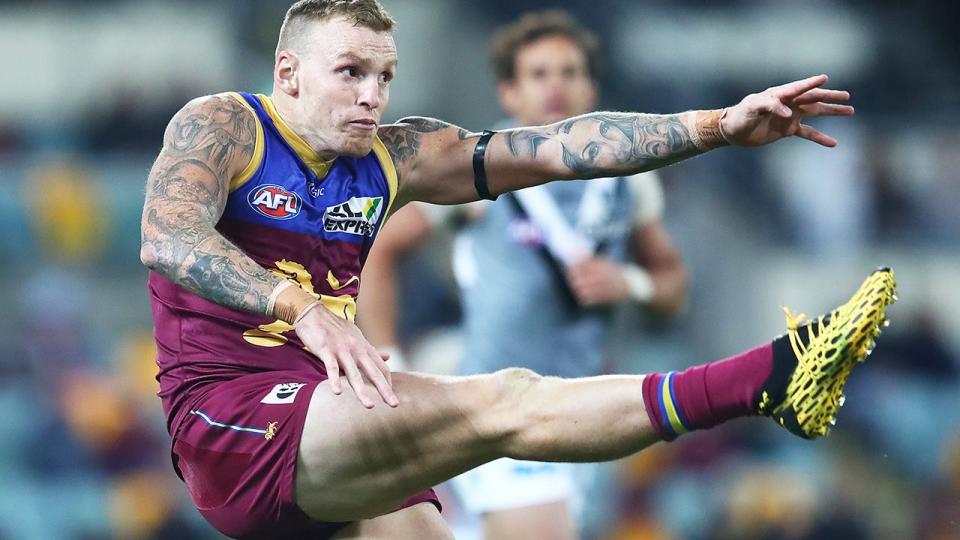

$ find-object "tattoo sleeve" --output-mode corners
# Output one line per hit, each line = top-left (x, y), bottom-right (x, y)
(141, 95), (281, 314)
(502, 111), (723, 178)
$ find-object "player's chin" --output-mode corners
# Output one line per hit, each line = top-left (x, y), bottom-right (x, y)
(339, 133), (377, 157)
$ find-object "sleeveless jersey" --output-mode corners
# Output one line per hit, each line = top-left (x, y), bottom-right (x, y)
(148, 92), (397, 431)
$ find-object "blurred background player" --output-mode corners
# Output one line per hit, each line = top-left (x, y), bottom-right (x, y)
(358, 11), (689, 540)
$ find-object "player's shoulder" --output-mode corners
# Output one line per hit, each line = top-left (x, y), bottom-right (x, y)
(169, 93), (256, 126)
(160, 93), (262, 180)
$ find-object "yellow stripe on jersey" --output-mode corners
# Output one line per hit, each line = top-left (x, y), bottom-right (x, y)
(256, 94), (334, 179)
(223, 92), (265, 193)
(370, 135), (398, 217)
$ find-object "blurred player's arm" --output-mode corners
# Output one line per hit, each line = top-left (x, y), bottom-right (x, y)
(567, 175), (687, 315)
(566, 223), (687, 314)
(139, 95), (286, 314)
(357, 204), (433, 356)
(628, 221), (688, 315)
(379, 75), (852, 205)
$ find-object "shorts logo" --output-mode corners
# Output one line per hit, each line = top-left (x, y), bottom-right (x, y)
(261, 382), (307, 404)
(323, 196), (383, 236)
(248, 185), (301, 220)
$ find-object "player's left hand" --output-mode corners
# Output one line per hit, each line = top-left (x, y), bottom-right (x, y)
(566, 256), (631, 306)
(720, 74), (854, 148)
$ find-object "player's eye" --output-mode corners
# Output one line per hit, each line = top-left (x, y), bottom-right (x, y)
(340, 66), (360, 78)
(379, 72), (393, 84)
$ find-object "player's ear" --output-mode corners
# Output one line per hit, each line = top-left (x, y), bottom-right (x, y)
(497, 80), (520, 118)
(275, 50), (300, 97)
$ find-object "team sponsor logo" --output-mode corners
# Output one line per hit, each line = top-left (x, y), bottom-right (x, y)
(261, 382), (307, 404)
(248, 184), (302, 220)
(323, 196), (384, 237)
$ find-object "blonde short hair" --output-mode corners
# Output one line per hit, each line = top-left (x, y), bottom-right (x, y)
(277, 0), (396, 56)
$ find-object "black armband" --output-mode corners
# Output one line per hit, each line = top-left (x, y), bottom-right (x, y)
(472, 130), (498, 201)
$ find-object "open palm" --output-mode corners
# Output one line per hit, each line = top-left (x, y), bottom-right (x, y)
(721, 75), (854, 148)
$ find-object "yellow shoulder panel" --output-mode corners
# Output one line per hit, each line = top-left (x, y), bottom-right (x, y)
(371, 135), (399, 217)
(223, 92), (265, 192)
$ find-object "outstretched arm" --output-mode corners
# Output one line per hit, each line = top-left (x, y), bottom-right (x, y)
(381, 75), (852, 205)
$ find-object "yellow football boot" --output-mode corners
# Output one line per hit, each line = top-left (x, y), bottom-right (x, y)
(756, 268), (897, 439)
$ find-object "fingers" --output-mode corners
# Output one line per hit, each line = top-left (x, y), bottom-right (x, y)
(797, 124), (838, 147)
(752, 95), (792, 118)
(772, 74), (828, 100)
(339, 352), (376, 409)
(569, 275), (609, 305)
(359, 353), (399, 408)
(799, 102), (855, 118)
(317, 348), (343, 395)
(793, 88), (849, 105)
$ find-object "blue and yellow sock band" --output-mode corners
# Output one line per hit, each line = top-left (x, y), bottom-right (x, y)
(657, 372), (690, 437)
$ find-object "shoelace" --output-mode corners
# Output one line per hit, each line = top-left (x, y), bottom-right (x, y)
(781, 306), (818, 382)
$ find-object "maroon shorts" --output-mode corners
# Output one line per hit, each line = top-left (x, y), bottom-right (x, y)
(170, 370), (440, 539)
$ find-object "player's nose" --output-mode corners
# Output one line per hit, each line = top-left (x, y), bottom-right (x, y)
(357, 80), (383, 110)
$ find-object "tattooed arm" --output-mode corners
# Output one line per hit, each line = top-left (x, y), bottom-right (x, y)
(380, 75), (853, 205)
(140, 95), (283, 314)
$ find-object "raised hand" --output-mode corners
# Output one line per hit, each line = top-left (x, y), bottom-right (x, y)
(294, 304), (399, 409)
(720, 74), (854, 148)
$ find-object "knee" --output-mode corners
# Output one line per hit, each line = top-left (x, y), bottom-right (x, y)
(494, 367), (543, 399)
(477, 368), (544, 443)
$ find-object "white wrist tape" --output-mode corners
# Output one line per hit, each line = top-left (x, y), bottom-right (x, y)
(622, 264), (655, 303)
(266, 280), (294, 317)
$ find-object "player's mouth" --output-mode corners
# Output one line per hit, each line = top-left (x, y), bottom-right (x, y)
(348, 119), (378, 131)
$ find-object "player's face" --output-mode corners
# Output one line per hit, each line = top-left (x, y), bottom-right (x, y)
(292, 17), (397, 157)
(499, 35), (597, 127)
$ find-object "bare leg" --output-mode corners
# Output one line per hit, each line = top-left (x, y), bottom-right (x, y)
(484, 501), (576, 540)
(331, 502), (454, 540)
(295, 369), (656, 521)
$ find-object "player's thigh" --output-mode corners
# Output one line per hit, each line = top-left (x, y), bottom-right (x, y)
(295, 369), (539, 521)
(331, 502), (454, 540)
(484, 500), (576, 540)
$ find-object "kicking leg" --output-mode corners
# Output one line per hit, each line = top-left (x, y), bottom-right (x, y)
(296, 268), (896, 522)
(295, 368), (659, 521)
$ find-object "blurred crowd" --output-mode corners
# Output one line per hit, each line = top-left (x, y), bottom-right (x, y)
(0, 1), (957, 539)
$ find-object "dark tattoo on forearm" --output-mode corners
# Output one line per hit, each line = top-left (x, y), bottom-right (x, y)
(504, 112), (700, 177)
(179, 236), (271, 310)
(141, 95), (279, 315)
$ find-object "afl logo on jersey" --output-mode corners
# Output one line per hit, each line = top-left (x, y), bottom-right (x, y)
(248, 185), (301, 220)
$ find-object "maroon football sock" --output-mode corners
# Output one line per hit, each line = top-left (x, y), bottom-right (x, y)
(642, 342), (774, 441)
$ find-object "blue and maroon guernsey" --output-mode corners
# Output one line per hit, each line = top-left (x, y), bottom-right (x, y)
(149, 92), (397, 432)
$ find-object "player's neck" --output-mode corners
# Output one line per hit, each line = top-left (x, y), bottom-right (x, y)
(270, 92), (339, 162)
